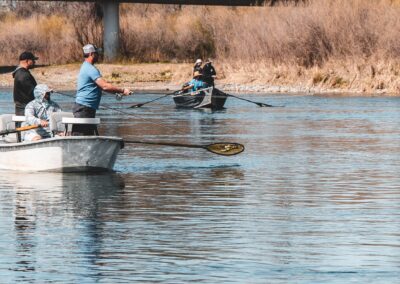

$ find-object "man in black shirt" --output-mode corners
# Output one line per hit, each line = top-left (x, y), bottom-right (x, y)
(12, 51), (38, 115)
(202, 59), (217, 87)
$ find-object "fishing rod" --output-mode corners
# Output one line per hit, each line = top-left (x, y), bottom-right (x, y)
(54, 91), (173, 120)
(128, 90), (180, 108)
(53, 90), (206, 134)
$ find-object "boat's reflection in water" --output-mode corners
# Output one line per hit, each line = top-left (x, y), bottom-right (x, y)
(3, 167), (245, 279)
(3, 172), (125, 275)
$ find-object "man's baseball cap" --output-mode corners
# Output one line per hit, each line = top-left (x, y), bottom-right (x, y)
(19, 51), (38, 61)
(83, 44), (102, 54)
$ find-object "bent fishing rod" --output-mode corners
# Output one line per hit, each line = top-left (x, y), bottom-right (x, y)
(53, 91), (245, 156)
(128, 90), (180, 108)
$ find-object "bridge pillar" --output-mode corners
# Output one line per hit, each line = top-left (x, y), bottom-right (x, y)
(102, 0), (120, 61)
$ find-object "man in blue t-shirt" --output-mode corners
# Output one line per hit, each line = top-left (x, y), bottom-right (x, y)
(73, 44), (132, 135)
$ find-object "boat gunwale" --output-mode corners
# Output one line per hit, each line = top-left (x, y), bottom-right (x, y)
(172, 87), (213, 98)
(0, 136), (124, 149)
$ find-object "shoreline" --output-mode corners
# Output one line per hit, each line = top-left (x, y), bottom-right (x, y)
(1, 63), (399, 96)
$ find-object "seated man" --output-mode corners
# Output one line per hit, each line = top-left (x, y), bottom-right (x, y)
(182, 71), (209, 93)
(23, 84), (62, 141)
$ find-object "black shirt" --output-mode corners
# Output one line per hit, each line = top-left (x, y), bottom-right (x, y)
(12, 67), (37, 109)
(202, 63), (216, 85)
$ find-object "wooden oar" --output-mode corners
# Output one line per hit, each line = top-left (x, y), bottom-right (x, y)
(0, 125), (40, 136)
(124, 140), (244, 156)
(129, 91), (179, 108)
(226, 93), (275, 107)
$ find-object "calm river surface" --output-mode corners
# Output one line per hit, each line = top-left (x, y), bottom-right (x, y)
(0, 90), (399, 283)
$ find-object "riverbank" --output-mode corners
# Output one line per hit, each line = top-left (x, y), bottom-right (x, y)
(1, 61), (399, 95)
(2, 1), (400, 95)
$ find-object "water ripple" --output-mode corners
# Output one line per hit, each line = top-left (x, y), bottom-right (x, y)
(0, 93), (399, 282)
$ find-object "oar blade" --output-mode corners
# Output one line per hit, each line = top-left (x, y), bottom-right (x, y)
(206, 143), (245, 156)
(257, 102), (273, 107)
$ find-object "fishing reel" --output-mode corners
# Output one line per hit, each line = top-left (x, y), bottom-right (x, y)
(116, 91), (134, 101)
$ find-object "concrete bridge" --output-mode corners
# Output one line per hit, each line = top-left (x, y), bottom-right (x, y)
(14, 1), (266, 60)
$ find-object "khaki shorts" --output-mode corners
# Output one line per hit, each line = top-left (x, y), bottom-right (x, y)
(23, 130), (51, 142)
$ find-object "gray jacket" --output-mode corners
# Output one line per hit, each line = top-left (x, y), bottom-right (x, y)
(24, 95), (61, 138)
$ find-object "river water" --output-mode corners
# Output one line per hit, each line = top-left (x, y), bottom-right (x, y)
(0, 90), (399, 283)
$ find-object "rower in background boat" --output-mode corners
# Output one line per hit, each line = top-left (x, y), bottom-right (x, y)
(23, 84), (63, 142)
(181, 71), (210, 93)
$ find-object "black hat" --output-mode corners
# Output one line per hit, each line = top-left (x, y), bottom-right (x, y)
(19, 51), (39, 61)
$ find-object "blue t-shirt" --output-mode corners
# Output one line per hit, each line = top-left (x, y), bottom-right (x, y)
(189, 79), (208, 92)
(76, 61), (102, 109)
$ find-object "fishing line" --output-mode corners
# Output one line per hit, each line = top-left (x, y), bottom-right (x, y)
(54, 91), (191, 136)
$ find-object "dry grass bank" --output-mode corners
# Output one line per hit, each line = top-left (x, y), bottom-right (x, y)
(2, 60), (399, 95)
(1, 0), (400, 93)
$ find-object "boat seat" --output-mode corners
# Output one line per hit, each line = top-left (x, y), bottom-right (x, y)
(62, 117), (101, 136)
(0, 114), (16, 132)
(0, 114), (18, 142)
(50, 112), (74, 135)
(12, 115), (26, 142)
(12, 115), (26, 122)
(194, 87), (213, 108)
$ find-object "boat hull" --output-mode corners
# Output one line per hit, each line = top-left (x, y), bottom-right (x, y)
(173, 87), (227, 110)
(0, 136), (124, 172)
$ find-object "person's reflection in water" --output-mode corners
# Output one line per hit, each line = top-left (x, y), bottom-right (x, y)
(61, 173), (126, 270)
(7, 172), (126, 280)
(9, 172), (65, 275)
(14, 190), (37, 273)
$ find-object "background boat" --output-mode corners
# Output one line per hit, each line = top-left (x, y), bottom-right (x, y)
(172, 87), (227, 110)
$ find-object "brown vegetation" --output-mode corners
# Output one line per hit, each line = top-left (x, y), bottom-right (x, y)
(1, 0), (400, 93)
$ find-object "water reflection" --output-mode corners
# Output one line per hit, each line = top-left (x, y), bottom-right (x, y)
(122, 167), (245, 221)
(0, 172), (125, 280)
(14, 189), (37, 273)
(0, 167), (248, 282)
(1, 92), (400, 283)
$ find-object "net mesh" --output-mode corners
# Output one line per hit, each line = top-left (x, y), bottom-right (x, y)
(207, 143), (244, 156)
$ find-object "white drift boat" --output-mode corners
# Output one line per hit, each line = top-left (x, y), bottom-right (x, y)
(0, 113), (124, 172)
(0, 136), (123, 172)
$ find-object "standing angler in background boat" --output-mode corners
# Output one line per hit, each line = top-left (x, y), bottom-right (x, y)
(12, 51), (38, 115)
(202, 59), (217, 87)
(73, 44), (132, 135)
(193, 58), (203, 77)
(23, 84), (62, 142)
